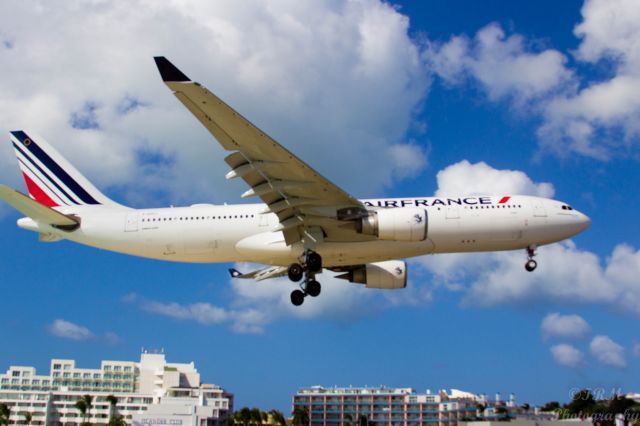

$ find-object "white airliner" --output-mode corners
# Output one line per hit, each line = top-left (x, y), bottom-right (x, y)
(0, 57), (591, 306)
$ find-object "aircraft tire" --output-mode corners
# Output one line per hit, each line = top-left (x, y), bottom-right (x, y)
(290, 289), (305, 306)
(288, 263), (304, 282)
(306, 251), (322, 273)
(306, 280), (321, 297)
(525, 259), (537, 272)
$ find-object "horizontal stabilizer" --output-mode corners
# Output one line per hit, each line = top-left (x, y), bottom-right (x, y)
(0, 184), (79, 230)
(228, 265), (288, 281)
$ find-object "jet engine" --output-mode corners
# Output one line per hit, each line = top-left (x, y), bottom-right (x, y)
(357, 208), (427, 242)
(336, 260), (407, 289)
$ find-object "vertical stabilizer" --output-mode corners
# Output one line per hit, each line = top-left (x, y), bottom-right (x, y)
(9, 130), (120, 207)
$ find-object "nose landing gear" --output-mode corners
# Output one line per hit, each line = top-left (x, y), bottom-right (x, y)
(525, 245), (538, 272)
(288, 250), (323, 306)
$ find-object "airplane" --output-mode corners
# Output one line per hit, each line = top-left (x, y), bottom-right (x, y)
(0, 57), (592, 306)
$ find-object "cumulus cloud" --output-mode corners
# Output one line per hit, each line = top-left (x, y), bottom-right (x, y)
(434, 160), (554, 197)
(130, 264), (433, 333)
(426, 1), (640, 160)
(0, 0), (430, 207)
(590, 335), (626, 368)
(412, 161), (640, 315)
(541, 313), (591, 340)
(47, 319), (121, 343)
(427, 22), (573, 103)
(47, 319), (94, 341)
(550, 344), (585, 368)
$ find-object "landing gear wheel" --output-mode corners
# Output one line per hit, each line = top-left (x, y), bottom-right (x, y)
(525, 259), (537, 272)
(290, 289), (305, 306)
(306, 251), (322, 273)
(288, 263), (304, 282)
(306, 280), (321, 297)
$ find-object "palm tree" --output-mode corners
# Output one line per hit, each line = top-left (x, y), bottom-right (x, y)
(344, 413), (353, 426)
(0, 404), (11, 426)
(269, 410), (286, 426)
(292, 407), (309, 426)
(74, 400), (87, 426)
(249, 408), (262, 425)
(107, 416), (126, 426)
(106, 395), (118, 424)
(226, 412), (237, 426)
(238, 408), (252, 426)
(81, 395), (93, 425)
(21, 412), (32, 426)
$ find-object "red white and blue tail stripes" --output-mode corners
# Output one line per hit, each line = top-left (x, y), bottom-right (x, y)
(10, 130), (113, 207)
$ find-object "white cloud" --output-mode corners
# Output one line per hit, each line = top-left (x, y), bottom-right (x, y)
(413, 161), (640, 315)
(434, 160), (555, 197)
(427, 23), (573, 103)
(550, 344), (585, 368)
(133, 263), (433, 333)
(541, 313), (591, 340)
(0, 0), (430, 207)
(459, 242), (640, 314)
(47, 319), (94, 341)
(590, 335), (626, 368)
(426, 4), (640, 160)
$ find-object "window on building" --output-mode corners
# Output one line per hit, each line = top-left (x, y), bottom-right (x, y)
(12, 371), (19, 377)
(53, 364), (61, 370)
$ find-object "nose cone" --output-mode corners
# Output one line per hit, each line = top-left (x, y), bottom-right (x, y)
(576, 211), (592, 233)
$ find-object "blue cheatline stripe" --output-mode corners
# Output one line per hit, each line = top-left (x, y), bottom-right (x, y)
(13, 142), (79, 205)
(11, 130), (101, 205)
(16, 156), (70, 206)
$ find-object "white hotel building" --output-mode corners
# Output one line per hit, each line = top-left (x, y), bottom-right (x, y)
(0, 351), (232, 426)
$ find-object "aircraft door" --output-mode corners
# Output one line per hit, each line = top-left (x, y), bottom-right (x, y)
(124, 213), (138, 232)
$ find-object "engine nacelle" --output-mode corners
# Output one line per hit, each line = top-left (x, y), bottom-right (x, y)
(338, 260), (407, 289)
(358, 207), (427, 242)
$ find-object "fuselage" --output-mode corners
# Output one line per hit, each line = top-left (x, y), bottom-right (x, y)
(17, 195), (591, 267)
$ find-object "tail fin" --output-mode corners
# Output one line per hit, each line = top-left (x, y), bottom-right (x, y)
(9, 130), (119, 207)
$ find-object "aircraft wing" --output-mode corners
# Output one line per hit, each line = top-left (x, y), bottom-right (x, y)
(0, 184), (79, 230)
(154, 57), (370, 245)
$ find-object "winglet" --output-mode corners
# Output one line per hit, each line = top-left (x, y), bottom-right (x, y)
(153, 57), (190, 82)
(229, 268), (243, 278)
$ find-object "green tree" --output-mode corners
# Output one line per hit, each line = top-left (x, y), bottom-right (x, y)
(541, 402), (560, 412)
(565, 389), (596, 416)
(74, 399), (88, 425)
(21, 413), (31, 426)
(293, 407), (309, 426)
(106, 395), (119, 424)
(344, 413), (353, 426)
(227, 412), (237, 426)
(269, 410), (286, 426)
(0, 404), (11, 426)
(238, 408), (252, 426)
(357, 414), (369, 426)
(521, 403), (530, 413)
(250, 408), (262, 425)
(107, 415), (127, 426)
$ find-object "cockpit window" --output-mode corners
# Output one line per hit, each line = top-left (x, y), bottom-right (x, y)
(561, 205), (574, 210)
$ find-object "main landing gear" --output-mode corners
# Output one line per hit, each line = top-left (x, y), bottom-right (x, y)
(288, 250), (323, 306)
(525, 245), (538, 272)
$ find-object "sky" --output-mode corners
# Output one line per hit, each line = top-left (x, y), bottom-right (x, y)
(1, 0), (640, 413)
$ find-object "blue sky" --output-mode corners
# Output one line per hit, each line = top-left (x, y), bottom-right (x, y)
(1, 0), (639, 413)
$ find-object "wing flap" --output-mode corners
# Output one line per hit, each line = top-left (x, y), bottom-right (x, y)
(0, 184), (79, 229)
(155, 57), (366, 245)
(229, 265), (288, 281)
